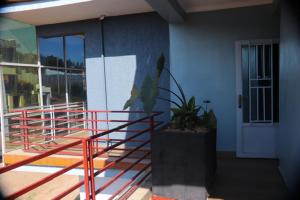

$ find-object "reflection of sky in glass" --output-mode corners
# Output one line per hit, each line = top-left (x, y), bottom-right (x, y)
(66, 35), (84, 64)
(0, 17), (38, 64)
(39, 37), (63, 59)
(39, 35), (84, 68)
(0, 17), (37, 54)
(39, 35), (86, 104)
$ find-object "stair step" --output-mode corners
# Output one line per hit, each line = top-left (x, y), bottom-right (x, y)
(151, 195), (176, 200)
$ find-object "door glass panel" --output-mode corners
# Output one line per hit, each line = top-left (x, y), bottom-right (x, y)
(250, 88), (257, 121)
(257, 45), (263, 79)
(250, 80), (271, 87)
(241, 45), (249, 122)
(258, 88), (264, 120)
(264, 45), (271, 78)
(241, 42), (279, 123)
(249, 45), (257, 79)
(265, 88), (272, 120)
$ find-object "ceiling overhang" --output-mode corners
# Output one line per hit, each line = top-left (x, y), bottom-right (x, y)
(177, 0), (273, 13)
(0, 0), (153, 25)
(0, 0), (274, 25)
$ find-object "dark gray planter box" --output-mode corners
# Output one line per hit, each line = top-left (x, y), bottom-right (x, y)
(151, 126), (217, 200)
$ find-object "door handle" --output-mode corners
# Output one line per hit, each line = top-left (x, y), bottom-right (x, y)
(238, 95), (242, 108)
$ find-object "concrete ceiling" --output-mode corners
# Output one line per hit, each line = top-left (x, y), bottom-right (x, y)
(0, 0), (154, 25)
(0, 0), (274, 25)
(177, 0), (273, 12)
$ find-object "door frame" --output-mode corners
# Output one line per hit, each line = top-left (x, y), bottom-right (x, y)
(235, 39), (279, 158)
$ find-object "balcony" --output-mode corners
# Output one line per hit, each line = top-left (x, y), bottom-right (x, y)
(0, 107), (163, 199)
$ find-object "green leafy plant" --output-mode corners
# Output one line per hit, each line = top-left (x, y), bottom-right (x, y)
(123, 54), (216, 130)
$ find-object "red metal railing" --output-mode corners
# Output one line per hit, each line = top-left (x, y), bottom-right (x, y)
(0, 110), (163, 200)
(2, 102), (86, 153)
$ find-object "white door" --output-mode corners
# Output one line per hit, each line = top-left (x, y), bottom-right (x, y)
(236, 40), (279, 158)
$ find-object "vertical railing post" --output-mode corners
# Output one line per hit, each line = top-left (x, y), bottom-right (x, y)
(41, 105), (46, 136)
(93, 112), (96, 136)
(25, 111), (29, 150)
(94, 112), (98, 154)
(67, 102), (70, 135)
(50, 105), (55, 141)
(21, 110), (26, 151)
(21, 110), (29, 150)
(91, 112), (95, 137)
(83, 102), (87, 129)
(88, 139), (96, 200)
(82, 138), (91, 200)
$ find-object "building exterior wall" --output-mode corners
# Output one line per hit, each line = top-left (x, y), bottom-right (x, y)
(37, 12), (170, 140)
(37, 18), (107, 124)
(169, 5), (280, 151)
(278, 0), (300, 190)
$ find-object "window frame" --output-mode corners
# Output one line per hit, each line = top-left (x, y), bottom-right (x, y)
(38, 33), (87, 106)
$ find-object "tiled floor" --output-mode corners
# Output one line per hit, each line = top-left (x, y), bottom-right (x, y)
(207, 152), (288, 200)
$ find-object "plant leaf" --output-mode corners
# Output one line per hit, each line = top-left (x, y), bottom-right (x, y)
(140, 75), (159, 115)
(177, 82), (187, 104)
(171, 107), (181, 115)
(156, 54), (165, 78)
(194, 106), (202, 114)
(123, 85), (139, 110)
(188, 96), (195, 110)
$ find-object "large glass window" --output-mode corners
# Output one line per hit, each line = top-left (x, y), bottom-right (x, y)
(41, 68), (66, 105)
(39, 34), (86, 105)
(40, 37), (64, 68)
(67, 70), (86, 102)
(1, 66), (40, 113)
(66, 35), (85, 69)
(0, 17), (38, 64)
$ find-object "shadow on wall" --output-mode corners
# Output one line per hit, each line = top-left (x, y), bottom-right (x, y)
(101, 13), (170, 146)
(37, 12), (171, 145)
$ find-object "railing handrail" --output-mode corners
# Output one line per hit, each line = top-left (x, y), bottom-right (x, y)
(0, 110), (163, 200)
(0, 140), (81, 174)
(11, 109), (162, 114)
(11, 116), (158, 124)
(89, 112), (162, 140)
(4, 101), (84, 115)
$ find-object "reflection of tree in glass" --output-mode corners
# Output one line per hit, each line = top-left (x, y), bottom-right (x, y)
(40, 55), (64, 67)
(66, 59), (84, 69)
(40, 55), (84, 68)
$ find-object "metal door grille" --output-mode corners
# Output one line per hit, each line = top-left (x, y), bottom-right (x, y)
(241, 41), (279, 123)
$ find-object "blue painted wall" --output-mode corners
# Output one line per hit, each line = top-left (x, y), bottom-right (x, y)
(101, 13), (170, 140)
(37, 13), (170, 140)
(278, 0), (300, 190)
(169, 5), (279, 151)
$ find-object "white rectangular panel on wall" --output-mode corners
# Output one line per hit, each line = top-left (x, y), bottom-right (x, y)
(105, 55), (137, 139)
(86, 57), (108, 130)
